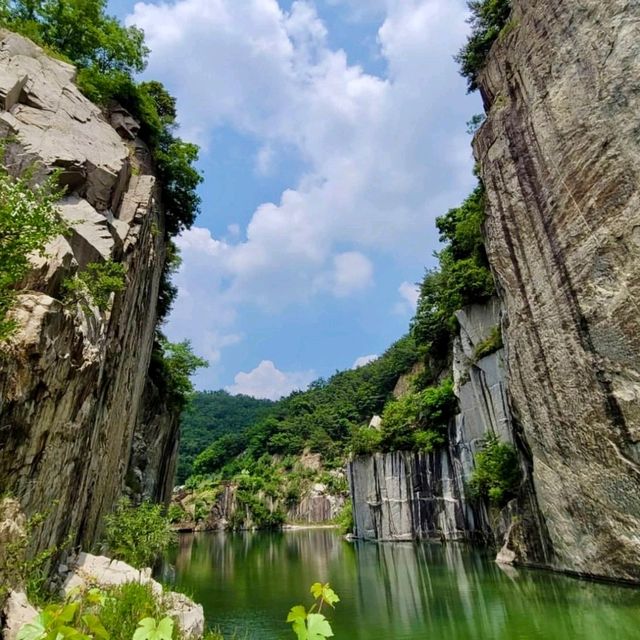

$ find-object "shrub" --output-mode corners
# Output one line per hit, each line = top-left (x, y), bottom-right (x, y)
(468, 434), (520, 506)
(335, 501), (353, 535)
(380, 378), (457, 452)
(350, 426), (382, 456)
(102, 499), (175, 569)
(99, 583), (163, 640)
(456, 0), (513, 92)
(0, 163), (65, 340)
(17, 583), (177, 640)
(413, 429), (445, 453)
(167, 504), (187, 524)
(474, 325), (503, 360)
(63, 261), (126, 311)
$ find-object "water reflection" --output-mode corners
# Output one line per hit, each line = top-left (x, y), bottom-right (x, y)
(164, 530), (640, 640)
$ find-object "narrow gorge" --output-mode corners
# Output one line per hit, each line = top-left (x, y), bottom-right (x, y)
(1, 0), (640, 638)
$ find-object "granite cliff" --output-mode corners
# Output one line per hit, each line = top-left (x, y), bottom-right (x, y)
(350, 0), (640, 583)
(0, 30), (180, 555)
(473, 0), (640, 582)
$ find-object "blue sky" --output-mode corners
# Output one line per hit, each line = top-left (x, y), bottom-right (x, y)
(108, 0), (481, 398)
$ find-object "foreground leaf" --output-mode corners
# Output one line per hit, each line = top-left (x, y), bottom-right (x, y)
(306, 613), (334, 640)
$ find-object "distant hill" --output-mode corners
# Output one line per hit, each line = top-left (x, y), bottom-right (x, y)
(177, 391), (275, 483)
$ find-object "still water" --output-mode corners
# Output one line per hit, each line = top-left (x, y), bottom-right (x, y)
(164, 529), (640, 640)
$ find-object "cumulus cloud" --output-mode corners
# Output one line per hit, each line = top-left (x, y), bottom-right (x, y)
(226, 360), (316, 400)
(127, 0), (478, 383)
(399, 280), (420, 308)
(353, 354), (379, 368)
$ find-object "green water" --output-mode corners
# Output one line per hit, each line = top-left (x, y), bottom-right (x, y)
(164, 529), (640, 639)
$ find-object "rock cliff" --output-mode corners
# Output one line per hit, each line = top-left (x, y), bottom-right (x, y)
(0, 31), (179, 556)
(474, 0), (640, 582)
(350, 0), (640, 585)
(350, 299), (507, 543)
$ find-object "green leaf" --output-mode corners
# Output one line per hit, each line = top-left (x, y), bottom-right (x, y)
(310, 583), (340, 608)
(81, 614), (110, 640)
(286, 606), (308, 640)
(57, 605), (79, 624)
(155, 618), (174, 640)
(17, 616), (46, 640)
(306, 613), (334, 640)
(132, 617), (174, 640)
(287, 606), (307, 624)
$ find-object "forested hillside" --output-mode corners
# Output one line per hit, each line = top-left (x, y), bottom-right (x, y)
(177, 391), (274, 483)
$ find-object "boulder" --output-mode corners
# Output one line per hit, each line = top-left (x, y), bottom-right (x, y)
(2, 592), (37, 640)
(62, 554), (204, 639)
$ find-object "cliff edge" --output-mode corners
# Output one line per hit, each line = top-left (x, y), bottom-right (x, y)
(0, 30), (179, 555)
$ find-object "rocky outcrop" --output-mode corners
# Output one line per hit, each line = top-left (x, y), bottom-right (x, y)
(127, 376), (180, 506)
(286, 483), (345, 524)
(474, 0), (640, 582)
(0, 30), (177, 557)
(1, 591), (37, 640)
(172, 481), (345, 532)
(350, 300), (508, 542)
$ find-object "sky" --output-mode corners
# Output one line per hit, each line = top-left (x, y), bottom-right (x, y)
(107, 0), (481, 399)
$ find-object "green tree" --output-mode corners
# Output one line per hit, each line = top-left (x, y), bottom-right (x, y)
(468, 434), (521, 506)
(152, 338), (208, 411)
(456, 0), (513, 91)
(411, 185), (494, 359)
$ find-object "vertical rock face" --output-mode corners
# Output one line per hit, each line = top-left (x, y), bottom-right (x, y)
(349, 300), (509, 543)
(0, 31), (177, 553)
(474, 1), (640, 581)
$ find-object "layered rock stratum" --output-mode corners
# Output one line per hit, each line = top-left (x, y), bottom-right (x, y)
(474, 0), (640, 582)
(0, 30), (178, 555)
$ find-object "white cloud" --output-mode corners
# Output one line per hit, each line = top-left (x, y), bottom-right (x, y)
(353, 354), (379, 368)
(393, 280), (421, 315)
(127, 0), (479, 385)
(226, 360), (316, 400)
(399, 280), (420, 309)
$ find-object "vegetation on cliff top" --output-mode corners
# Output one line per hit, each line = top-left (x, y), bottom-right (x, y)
(457, 0), (513, 92)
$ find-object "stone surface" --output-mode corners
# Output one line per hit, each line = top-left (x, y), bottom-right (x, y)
(2, 592), (37, 640)
(474, 0), (640, 582)
(0, 31), (178, 557)
(63, 553), (160, 596)
(63, 554), (204, 638)
(349, 299), (506, 543)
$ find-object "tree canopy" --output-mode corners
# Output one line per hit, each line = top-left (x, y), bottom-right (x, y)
(456, 0), (513, 92)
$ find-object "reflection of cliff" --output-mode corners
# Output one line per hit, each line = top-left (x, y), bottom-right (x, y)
(167, 530), (640, 640)
(344, 541), (640, 640)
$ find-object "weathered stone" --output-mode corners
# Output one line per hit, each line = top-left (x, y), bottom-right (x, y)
(63, 553), (161, 596)
(474, 0), (640, 582)
(165, 592), (204, 639)
(0, 31), (176, 559)
(0, 69), (26, 111)
(2, 592), (37, 640)
(58, 196), (115, 266)
(63, 554), (204, 639)
(109, 106), (140, 141)
(0, 29), (129, 211)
